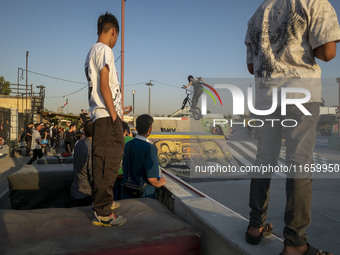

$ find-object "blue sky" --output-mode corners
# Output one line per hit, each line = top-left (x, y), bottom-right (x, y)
(1, 0), (340, 115)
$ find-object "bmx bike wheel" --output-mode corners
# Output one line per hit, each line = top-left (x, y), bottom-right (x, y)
(192, 107), (201, 120)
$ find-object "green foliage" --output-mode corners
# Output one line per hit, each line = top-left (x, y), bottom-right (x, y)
(0, 76), (12, 95)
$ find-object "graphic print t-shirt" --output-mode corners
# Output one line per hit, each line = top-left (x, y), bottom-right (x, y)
(85, 42), (123, 121)
(245, 0), (340, 109)
(192, 77), (203, 90)
(31, 130), (42, 150)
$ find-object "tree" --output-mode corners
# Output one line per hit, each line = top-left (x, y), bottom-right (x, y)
(0, 76), (12, 95)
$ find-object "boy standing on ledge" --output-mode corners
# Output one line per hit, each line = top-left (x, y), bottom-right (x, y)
(85, 12), (126, 227)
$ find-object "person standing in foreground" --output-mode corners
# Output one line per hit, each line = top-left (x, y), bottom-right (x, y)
(245, 0), (340, 254)
(85, 12), (126, 227)
(27, 123), (46, 165)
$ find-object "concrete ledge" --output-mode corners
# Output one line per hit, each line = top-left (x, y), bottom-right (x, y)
(7, 164), (73, 209)
(162, 170), (284, 255)
(0, 198), (200, 255)
(4, 163), (284, 254)
(37, 156), (73, 164)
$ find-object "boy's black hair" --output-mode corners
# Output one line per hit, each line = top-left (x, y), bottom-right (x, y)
(84, 120), (93, 137)
(97, 12), (119, 36)
(136, 114), (153, 135)
(122, 121), (130, 133)
(29, 121), (34, 125)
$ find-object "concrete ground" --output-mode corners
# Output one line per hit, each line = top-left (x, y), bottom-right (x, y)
(187, 125), (340, 254)
(190, 178), (340, 254)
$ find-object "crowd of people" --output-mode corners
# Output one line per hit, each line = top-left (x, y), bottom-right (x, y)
(23, 117), (88, 164)
(2, 2), (340, 253)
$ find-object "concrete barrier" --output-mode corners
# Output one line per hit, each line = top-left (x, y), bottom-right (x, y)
(162, 170), (284, 255)
(0, 198), (200, 255)
(7, 164), (73, 209)
(37, 156), (74, 164)
(5, 163), (284, 254)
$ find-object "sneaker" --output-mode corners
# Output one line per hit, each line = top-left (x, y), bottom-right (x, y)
(111, 201), (121, 210)
(91, 211), (127, 227)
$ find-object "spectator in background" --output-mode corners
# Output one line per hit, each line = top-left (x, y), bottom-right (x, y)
(4, 120), (10, 143)
(39, 123), (48, 155)
(122, 114), (166, 199)
(80, 109), (87, 126)
(70, 120), (93, 207)
(51, 123), (59, 154)
(55, 126), (63, 155)
(27, 123), (46, 165)
(65, 123), (76, 154)
(0, 125), (4, 156)
(25, 122), (34, 156)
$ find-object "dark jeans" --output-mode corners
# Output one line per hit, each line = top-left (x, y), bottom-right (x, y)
(27, 149), (43, 165)
(249, 103), (320, 247)
(192, 88), (203, 108)
(25, 139), (31, 156)
(72, 196), (92, 207)
(92, 117), (124, 216)
(113, 175), (123, 201)
(55, 139), (60, 154)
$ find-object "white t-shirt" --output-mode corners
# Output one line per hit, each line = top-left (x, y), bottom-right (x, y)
(31, 130), (41, 150)
(245, 0), (340, 109)
(85, 42), (123, 122)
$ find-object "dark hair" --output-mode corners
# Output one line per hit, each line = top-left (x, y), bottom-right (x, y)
(97, 12), (119, 36)
(136, 114), (153, 135)
(122, 121), (130, 134)
(34, 123), (39, 129)
(29, 121), (34, 125)
(188, 75), (193, 82)
(84, 120), (93, 137)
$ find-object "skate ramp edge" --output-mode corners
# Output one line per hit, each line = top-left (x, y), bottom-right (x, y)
(3, 164), (284, 254)
(163, 170), (284, 255)
(0, 198), (200, 255)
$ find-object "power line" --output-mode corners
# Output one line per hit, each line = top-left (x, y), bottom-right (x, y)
(152, 80), (181, 89)
(46, 85), (87, 98)
(115, 55), (121, 63)
(23, 69), (87, 85)
(125, 81), (149, 87)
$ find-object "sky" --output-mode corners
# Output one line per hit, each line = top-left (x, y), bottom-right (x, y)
(1, 0), (340, 116)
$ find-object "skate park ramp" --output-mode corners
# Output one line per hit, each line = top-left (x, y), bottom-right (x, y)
(0, 198), (200, 255)
(150, 117), (204, 133)
(148, 117), (243, 179)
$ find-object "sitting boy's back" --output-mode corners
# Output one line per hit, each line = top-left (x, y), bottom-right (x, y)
(122, 114), (166, 198)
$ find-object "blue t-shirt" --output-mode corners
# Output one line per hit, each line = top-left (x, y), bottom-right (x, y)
(122, 138), (159, 198)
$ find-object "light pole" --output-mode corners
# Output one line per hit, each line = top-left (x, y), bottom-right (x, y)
(121, 0), (125, 110)
(25, 51), (29, 125)
(132, 90), (136, 115)
(145, 81), (154, 115)
(17, 67), (24, 110)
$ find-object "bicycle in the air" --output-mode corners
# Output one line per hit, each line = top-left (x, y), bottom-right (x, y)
(181, 86), (201, 120)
